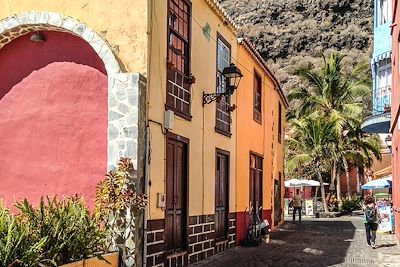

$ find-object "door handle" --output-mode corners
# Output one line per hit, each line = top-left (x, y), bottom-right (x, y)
(174, 195), (178, 204)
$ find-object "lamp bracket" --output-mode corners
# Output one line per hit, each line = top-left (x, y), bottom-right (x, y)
(203, 92), (227, 105)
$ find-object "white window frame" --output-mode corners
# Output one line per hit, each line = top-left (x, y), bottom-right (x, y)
(377, 58), (392, 92)
(377, 0), (392, 26)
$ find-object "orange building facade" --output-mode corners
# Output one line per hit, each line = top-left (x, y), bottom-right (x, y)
(235, 39), (287, 244)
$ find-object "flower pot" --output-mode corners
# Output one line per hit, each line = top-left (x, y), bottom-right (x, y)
(60, 252), (119, 267)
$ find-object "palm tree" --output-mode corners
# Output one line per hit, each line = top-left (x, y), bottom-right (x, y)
(331, 118), (382, 199)
(287, 52), (371, 202)
(344, 120), (382, 194)
(288, 52), (370, 122)
(286, 116), (338, 212)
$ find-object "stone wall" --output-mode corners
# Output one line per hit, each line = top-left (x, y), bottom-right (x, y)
(146, 213), (237, 267)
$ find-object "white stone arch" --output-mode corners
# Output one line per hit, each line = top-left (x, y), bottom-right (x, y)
(0, 11), (143, 173)
(0, 11), (121, 74)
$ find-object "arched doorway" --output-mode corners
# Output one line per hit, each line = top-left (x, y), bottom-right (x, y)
(0, 30), (108, 207)
(0, 12), (144, 266)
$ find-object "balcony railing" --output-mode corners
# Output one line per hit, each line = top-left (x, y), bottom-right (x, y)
(373, 85), (391, 115)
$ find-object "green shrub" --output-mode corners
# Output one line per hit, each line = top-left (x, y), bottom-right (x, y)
(0, 203), (47, 267)
(340, 194), (362, 212)
(15, 196), (106, 266)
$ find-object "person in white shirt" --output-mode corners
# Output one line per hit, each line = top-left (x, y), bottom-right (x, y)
(292, 189), (303, 222)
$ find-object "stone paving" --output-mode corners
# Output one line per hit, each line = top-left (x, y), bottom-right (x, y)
(189, 215), (400, 267)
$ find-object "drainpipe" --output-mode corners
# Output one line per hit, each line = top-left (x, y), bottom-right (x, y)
(143, 0), (152, 264)
(142, 126), (150, 267)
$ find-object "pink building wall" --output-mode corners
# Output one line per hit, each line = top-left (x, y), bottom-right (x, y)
(392, 0), (400, 240)
(0, 31), (108, 208)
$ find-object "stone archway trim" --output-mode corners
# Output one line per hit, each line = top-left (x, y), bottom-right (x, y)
(0, 11), (121, 74)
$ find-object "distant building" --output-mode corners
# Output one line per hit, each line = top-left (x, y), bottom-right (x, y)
(362, 0), (392, 134)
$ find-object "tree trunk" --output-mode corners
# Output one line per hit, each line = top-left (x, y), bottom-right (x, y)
(342, 157), (351, 199)
(336, 162), (343, 208)
(330, 161), (337, 191)
(316, 167), (328, 213)
(356, 165), (361, 194)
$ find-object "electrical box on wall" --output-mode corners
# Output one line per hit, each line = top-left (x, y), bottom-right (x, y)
(157, 193), (166, 208)
(164, 110), (174, 130)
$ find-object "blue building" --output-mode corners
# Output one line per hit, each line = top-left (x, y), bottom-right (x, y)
(362, 0), (392, 133)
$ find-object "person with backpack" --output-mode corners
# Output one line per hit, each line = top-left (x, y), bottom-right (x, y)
(363, 195), (380, 248)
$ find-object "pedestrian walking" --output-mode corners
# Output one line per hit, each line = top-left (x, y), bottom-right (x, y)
(363, 195), (380, 248)
(292, 189), (303, 222)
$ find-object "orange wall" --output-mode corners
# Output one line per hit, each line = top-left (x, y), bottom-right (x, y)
(236, 44), (286, 228)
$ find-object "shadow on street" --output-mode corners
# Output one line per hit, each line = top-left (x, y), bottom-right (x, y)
(190, 219), (357, 267)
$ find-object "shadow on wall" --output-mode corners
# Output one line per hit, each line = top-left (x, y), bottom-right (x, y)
(0, 31), (107, 99)
(192, 220), (356, 267)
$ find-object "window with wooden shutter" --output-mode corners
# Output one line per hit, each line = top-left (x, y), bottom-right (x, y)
(249, 153), (263, 221)
(253, 71), (262, 123)
(215, 35), (231, 136)
(167, 0), (192, 119)
(278, 102), (282, 143)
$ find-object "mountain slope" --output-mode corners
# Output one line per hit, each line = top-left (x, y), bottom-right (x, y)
(219, 0), (374, 92)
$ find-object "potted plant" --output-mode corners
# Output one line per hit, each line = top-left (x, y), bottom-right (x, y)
(0, 197), (119, 267)
(95, 158), (147, 266)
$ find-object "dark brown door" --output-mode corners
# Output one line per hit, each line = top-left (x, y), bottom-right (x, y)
(249, 153), (263, 220)
(165, 135), (188, 252)
(274, 173), (282, 225)
(215, 149), (229, 241)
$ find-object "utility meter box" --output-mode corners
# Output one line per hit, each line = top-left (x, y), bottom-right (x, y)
(164, 110), (174, 130)
(157, 193), (166, 208)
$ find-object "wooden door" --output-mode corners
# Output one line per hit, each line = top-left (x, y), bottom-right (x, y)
(215, 150), (229, 241)
(165, 135), (188, 252)
(274, 173), (282, 225)
(249, 153), (263, 220)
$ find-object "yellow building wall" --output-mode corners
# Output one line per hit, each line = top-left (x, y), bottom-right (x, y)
(236, 44), (286, 228)
(0, 0), (148, 73)
(147, 0), (238, 220)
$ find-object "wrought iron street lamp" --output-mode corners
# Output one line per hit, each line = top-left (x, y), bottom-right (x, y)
(203, 63), (243, 105)
(385, 135), (392, 152)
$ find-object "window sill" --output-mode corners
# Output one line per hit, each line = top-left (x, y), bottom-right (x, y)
(253, 110), (262, 124)
(253, 117), (262, 124)
(215, 127), (232, 138)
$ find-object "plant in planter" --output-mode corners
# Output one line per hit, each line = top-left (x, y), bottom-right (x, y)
(0, 203), (47, 267)
(15, 196), (108, 266)
(95, 158), (147, 266)
(1, 196), (116, 267)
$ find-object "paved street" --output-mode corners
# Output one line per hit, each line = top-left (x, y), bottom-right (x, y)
(189, 215), (400, 267)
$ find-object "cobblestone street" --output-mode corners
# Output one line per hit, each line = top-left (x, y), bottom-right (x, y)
(189, 216), (400, 267)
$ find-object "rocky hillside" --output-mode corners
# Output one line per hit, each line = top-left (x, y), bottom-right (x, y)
(219, 0), (374, 93)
